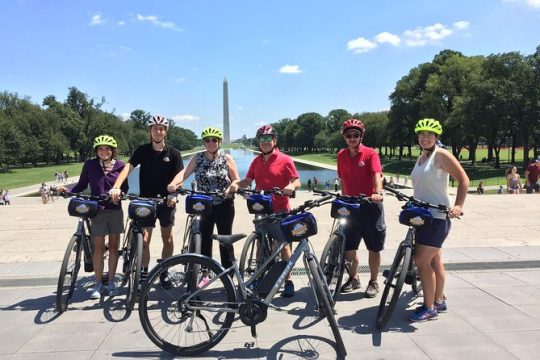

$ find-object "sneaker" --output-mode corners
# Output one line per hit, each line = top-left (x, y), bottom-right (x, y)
(197, 276), (210, 288)
(364, 280), (379, 298)
(434, 300), (447, 313)
(90, 283), (103, 299)
(282, 280), (295, 297)
(409, 305), (438, 322)
(160, 271), (173, 290)
(108, 283), (117, 297)
(340, 277), (361, 293)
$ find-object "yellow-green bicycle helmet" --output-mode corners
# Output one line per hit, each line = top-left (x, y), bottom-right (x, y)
(93, 135), (117, 149)
(414, 118), (443, 135)
(201, 127), (223, 140)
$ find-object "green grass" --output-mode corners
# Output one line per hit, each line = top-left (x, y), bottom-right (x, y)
(0, 162), (85, 190)
(291, 151), (513, 187)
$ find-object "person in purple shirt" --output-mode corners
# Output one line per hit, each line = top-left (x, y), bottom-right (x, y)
(57, 135), (128, 299)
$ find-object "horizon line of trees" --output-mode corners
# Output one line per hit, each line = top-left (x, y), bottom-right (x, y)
(1, 46), (539, 171)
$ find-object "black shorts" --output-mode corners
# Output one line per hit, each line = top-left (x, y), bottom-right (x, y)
(143, 203), (176, 228)
(344, 202), (386, 252)
(416, 217), (451, 248)
(525, 182), (540, 193)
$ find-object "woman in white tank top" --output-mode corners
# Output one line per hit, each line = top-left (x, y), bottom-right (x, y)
(408, 119), (469, 322)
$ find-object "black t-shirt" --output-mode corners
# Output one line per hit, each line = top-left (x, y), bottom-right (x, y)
(129, 143), (184, 197)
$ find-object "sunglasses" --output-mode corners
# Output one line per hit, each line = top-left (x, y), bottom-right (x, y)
(344, 133), (361, 139)
(204, 138), (219, 143)
(258, 135), (274, 142)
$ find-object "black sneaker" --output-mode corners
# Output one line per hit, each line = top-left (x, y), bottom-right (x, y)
(160, 271), (173, 290)
(282, 280), (295, 297)
(340, 277), (361, 293)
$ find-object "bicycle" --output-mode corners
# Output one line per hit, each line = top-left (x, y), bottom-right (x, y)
(117, 194), (163, 314)
(376, 185), (453, 330)
(315, 189), (372, 304)
(56, 191), (108, 313)
(138, 195), (347, 358)
(236, 188), (291, 284)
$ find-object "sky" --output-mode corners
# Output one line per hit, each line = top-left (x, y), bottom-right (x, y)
(1, 0), (540, 140)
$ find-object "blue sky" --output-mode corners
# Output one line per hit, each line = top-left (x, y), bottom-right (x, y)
(1, 0), (540, 140)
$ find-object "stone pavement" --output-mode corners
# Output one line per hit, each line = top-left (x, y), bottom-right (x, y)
(0, 190), (539, 359)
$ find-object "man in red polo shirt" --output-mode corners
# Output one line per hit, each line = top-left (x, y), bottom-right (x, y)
(525, 156), (540, 193)
(337, 119), (385, 298)
(228, 125), (301, 297)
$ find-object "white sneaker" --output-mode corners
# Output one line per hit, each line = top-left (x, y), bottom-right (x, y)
(108, 283), (117, 297)
(90, 284), (103, 299)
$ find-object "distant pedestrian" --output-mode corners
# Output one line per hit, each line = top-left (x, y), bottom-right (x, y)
(64, 170), (69, 183)
(3, 190), (10, 205)
(313, 177), (319, 190)
(325, 179), (331, 190)
(506, 166), (522, 194)
(55, 171), (63, 183)
(476, 181), (484, 195)
(0, 190), (4, 205)
(334, 177), (340, 192)
(524, 156), (540, 193)
(307, 178), (312, 191)
(497, 185), (504, 194)
(388, 177), (395, 188)
(39, 183), (49, 204)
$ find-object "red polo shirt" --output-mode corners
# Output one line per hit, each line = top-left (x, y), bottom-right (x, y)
(337, 144), (382, 196)
(246, 149), (299, 212)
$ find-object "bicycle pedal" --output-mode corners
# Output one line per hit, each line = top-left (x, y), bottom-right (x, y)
(404, 273), (414, 285)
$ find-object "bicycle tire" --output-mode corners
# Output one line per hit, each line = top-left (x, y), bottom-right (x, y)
(376, 245), (411, 330)
(56, 234), (82, 313)
(125, 231), (143, 313)
(306, 257), (347, 358)
(239, 232), (260, 279)
(320, 232), (346, 304)
(138, 254), (236, 356)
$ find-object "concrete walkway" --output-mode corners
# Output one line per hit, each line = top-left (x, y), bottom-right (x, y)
(0, 180), (539, 358)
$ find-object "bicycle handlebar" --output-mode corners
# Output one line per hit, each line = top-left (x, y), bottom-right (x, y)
(312, 189), (372, 204)
(252, 193), (333, 225)
(383, 185), (451, 213)
(236, 187), (296, 198)
(56, 191), (110, 202)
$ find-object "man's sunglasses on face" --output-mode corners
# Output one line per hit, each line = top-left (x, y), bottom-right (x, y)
(345, 132), (361, 139)
(258, 135), (274, 142)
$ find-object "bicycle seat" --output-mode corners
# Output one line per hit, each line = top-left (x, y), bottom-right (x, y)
(211, 233), (247, 245)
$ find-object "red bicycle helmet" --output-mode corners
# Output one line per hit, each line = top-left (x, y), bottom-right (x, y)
(341, 119), (365, 135)
(256, 125), (278, 138)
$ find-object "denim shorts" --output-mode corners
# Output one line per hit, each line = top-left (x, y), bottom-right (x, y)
(416, 217), (451, 248)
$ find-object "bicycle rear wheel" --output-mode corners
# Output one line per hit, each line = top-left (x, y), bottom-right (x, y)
(125, 231), (143, 313)
(306, 257), (347, 358)
(56, 235), (82, 313)
(376, 245), (411, 330)
(320, 232), (345, 304)
(138, 254), (236, 356)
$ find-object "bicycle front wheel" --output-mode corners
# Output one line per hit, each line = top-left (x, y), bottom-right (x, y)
(138, 254), (237, 357)
(125, 231), (143, 313)
(56, 235), (82, 313)
(320, 232), (346, 304)
(307, 257), (347, 358)
(376, 245), (411, 330)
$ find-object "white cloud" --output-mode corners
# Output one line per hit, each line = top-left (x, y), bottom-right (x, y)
(453, 20), (470, 30)
(136, 14), (182, 32)
(118, 20), (126, 26)
(172, 114), (199, 122)
(375, 32), (401, 46)
(404, 23), (453, 46)
(279, 64), (303, 74)
(237, 105), (244, 110)
(119, 46), (130, 52)
(347, 37), (378, 53)
(503, 0), (540, 8)
(90, 14), (103, 26)
(173, 77), (187, 83)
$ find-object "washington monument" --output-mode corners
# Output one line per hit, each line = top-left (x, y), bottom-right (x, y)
(223, 77), (230, 144)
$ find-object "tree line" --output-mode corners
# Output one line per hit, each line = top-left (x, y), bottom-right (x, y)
(258, 47), (539, 169)
(0, 87), (197, 170)
(2, 46), (539, 171)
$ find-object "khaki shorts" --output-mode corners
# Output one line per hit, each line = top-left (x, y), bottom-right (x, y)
(90, 209), (124, 237)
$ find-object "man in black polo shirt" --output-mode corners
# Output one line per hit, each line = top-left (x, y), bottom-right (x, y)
(110, 115), (183, 288)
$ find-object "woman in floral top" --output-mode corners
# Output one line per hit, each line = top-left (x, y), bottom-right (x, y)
(167, 127), (240, 268)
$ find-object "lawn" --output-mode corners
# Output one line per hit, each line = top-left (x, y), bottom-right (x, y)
(0, 162), (85, 190)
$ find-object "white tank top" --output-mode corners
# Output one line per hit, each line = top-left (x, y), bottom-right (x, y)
(411, 147), (450, 219)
